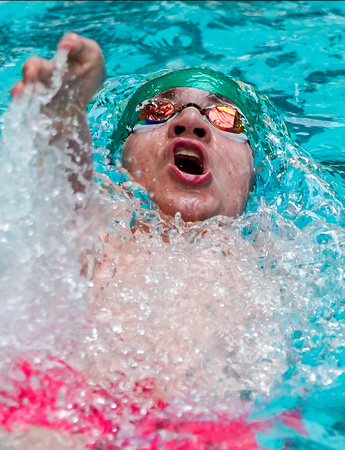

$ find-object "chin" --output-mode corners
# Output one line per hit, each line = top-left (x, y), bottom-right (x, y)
(179, 209), (212, 222)
(158, 200), (216, 223)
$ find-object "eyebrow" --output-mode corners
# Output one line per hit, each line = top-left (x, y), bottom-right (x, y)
(155, 89), (236, 108)
(156, 89), (176, 100)
(206, 92), (221, 102)
(156, 89), (220, 101)
(206, 92), (235, 106)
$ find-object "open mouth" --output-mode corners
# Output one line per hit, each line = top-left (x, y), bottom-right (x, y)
(174, 149), (204, 175)
(169, 139), (212, 186)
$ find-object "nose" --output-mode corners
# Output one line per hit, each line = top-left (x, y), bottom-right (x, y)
(167, 106), (212, 142)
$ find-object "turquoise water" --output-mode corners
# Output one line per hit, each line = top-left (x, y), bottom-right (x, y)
(2, 1), (345, 448)
(2, 0), (345, 164)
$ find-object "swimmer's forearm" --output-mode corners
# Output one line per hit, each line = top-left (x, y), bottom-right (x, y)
(11, 33), (105, 194)
(49, 110), (94, 193)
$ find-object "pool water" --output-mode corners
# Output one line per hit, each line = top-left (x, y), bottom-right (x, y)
(2, 1), (345, 448)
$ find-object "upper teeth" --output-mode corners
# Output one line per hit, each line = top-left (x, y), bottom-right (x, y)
(175, 149), (201, 159)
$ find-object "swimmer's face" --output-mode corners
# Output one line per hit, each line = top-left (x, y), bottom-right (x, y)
(122, 87), (254, 222)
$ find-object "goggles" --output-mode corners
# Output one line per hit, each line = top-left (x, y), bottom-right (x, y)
(130, 99), (248, 143)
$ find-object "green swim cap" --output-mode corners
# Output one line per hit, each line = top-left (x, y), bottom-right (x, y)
(104, 67), (303, 220)
(108, 67), (290, 166)
(101, 67), (345, 230)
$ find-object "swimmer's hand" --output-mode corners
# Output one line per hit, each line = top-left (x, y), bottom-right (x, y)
(11, 32), (106, 113)
(11, 33), (106, 193)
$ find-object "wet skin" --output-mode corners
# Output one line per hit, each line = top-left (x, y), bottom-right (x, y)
(11, 32), (106, 193)
(11, 33), (254, 223)
(122, 87), (255, 222)
(3, 32), (261, 446)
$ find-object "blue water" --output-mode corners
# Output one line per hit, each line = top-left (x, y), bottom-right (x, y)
(2, 1), (345, 448)
(2, 1), (345, 164)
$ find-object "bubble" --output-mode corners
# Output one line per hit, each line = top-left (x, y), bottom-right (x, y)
(2, 52), (345, 449)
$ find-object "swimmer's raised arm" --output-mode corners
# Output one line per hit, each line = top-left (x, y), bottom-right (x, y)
(11, 32), (106, 193)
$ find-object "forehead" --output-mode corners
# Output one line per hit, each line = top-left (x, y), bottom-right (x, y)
(154, 87), (237, 108)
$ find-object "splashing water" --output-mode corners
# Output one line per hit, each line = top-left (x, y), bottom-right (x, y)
(0, 49), (107, 359)
(2, 50), (345, 449)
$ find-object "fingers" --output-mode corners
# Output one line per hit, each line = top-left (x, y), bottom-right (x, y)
(10, 32), (105, 107)
(22, 57), (54, 84)
(58, 32), (104, 68)
(57, 32), (106, 90)
(11, 80), (25, 98)
(57, 32), (84, 55)
(57, 32), (99, 62)
(11, 57), (55, 98)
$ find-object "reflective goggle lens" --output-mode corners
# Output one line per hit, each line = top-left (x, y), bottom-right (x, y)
(136, 101), (246, 135)
(208, 106), (244, 134)
(137, 101), (175, 124)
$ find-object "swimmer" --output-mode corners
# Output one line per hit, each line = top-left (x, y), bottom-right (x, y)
(11, 30), (261, 312)
(5, 32), (286, 447)
(11, 32), (254, 222)
(11, 32), (105, 196)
